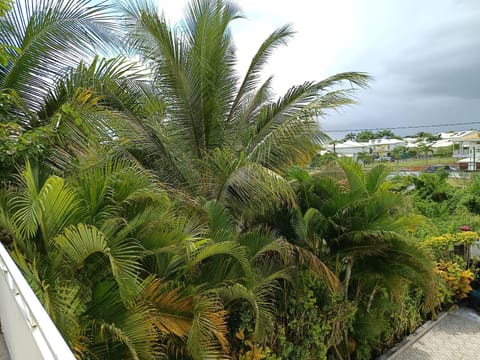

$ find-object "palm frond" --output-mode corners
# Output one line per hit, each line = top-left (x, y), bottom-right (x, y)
(227, 24), (294, 123)
(337, 157), (366, 195)
(187, 240), (252, 279)
(9, 162), (81, 245)
(239, 227), (290, 264)
(246, 73), (370, 170)
(219, 281), (277, 340)
(45, 283), (85, 348)
(91, 303), (162, 360)
(0, 0), (119, 113)
(365, 164), (389, 194)
(218, 163), (296, 217)
(186, 296), (230, 360)
(288, 243), (341, 293)
(140, 280), (192, 336)
(55, 223), (142, 302)
(204, 200), (237, 243)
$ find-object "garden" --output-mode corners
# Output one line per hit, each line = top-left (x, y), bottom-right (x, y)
(0, 0), (479, 359)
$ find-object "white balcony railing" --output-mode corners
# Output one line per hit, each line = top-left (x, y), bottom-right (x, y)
(0, 242), (75, 360)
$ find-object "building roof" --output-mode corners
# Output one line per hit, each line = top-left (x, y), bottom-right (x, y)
(439, 130), (477, 139)
(368, 138), (405, 145)
(453, 131), (480, 141)
(332, 140), (369, 149)
(432, 139), (453, 148)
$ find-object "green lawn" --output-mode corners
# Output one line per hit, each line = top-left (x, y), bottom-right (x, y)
(367, 156), (457, 170)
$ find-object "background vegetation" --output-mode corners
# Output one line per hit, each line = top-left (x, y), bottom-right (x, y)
(0, 1), (478, 359)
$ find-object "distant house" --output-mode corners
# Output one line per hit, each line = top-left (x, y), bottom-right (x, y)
(368, 138), (404, 155)
(323, 131), (480, 166)
(326, 140), (370, 160)
(431, 139), (453, 153)
(451, 131), (480, 161)
(404, 137), (420, 151)
(405, 131), (477, 155)
(440, 130), (476, 140)
(325, 138), (405, 160)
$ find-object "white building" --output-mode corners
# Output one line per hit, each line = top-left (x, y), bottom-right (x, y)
(326, 140), (370, 160)
(452, 131), (480, 160)
(431, 139), (453, 153)
(368, 138), (405, 154)
(326, 138), (405, 159)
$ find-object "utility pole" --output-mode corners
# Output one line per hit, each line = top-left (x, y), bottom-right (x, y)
(474, 146), (476, 171)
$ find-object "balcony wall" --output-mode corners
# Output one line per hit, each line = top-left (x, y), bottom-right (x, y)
(0, 243), (75, 360)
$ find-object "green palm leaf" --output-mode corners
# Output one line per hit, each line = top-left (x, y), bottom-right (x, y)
(9, 162), (81, 245)
(227, 24), (294, 123)
(186, 296), (229, 360)
(365, 164), (390, 194)
(187, 240), (252, 279)
(55, 223), (142, 302)
(218, 162), (296, 217)
(0, 0), (119, 113)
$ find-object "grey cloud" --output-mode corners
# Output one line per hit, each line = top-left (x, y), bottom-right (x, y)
(324, 1), (480, 138)
(385, 13), (480, 99)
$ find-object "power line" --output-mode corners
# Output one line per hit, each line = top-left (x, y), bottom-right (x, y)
(323, 121), (480, 133)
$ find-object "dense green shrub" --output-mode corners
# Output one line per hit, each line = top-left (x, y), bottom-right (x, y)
(0, 123), (54, 180)
(269, 272), (356, 360)
(413, 172), (454, 203)
(353, 286), (427, 359)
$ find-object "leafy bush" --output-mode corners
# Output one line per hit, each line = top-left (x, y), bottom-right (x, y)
(458, 175), (480, 214)
(421, 231), (477, 304)
(268, 272), (356, 360)
(353, 286), (427, 359)
(0, 122), (54, 180)
(413, 172), (453, 202)
(435, 260), (474, 300)
(434, 146), (453, 157)
(421, 231), (479, 259)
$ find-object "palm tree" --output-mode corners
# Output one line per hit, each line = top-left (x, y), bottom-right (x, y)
(111, 0), (370, 216)
(288, 159), (436, 357)
(0, 0), (12, 63)
(0, 1), (375, 357)
(142, 197), (295, 346)
(417, 143), (433, 164)
(202, 201), (294, 340)
(0, 159), (232, 359)
(0, 0), (126, 180)
(0, 0), (119, 119)
(293, 159), (435, 292)
(356, 151), (372, 167)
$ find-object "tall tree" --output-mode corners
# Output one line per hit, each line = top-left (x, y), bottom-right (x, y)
(375, 129), (399, 139)
(0, 0), (119, 118)
(0, 159), (232, 359)
(342, 132), (357, 141)
(417, 143), (433, 164)
(355, 130), (376, 142)
(0, 0), (122, 179)
(113, 0), (370, 215)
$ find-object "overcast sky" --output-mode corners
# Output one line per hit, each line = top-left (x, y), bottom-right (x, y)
(159, 0), (480, 139)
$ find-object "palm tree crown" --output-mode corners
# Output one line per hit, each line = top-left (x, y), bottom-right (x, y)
(114, 0), (370, 209)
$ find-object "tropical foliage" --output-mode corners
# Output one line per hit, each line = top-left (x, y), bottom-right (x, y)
(0, 0), (475, 360)
(282, 160), (437, 358)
